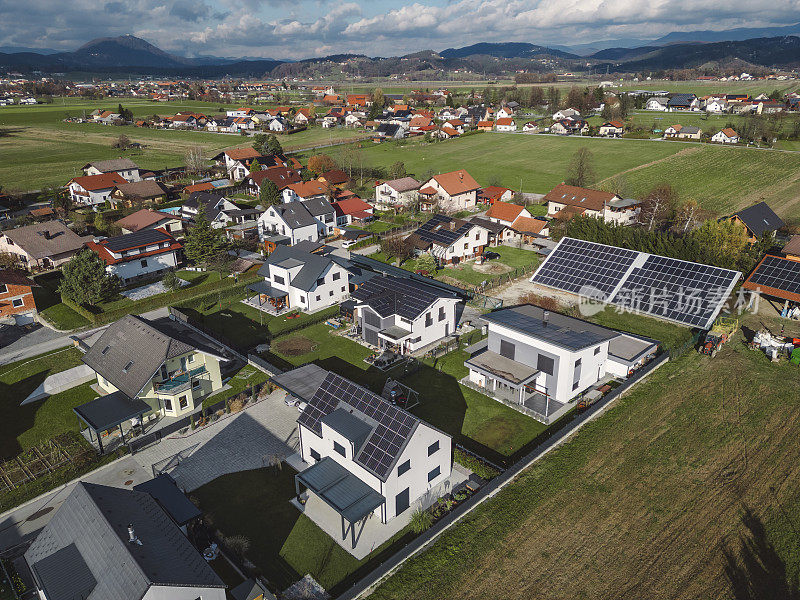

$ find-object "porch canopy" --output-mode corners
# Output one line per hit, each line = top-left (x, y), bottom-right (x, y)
(465, 350), (539, 388)
(247, 280), (288, 299)
(378, 325), (411, 342)
(271, 364), (330, 403)
(73, 391), (150, 453)
(296, 457), (385, 548)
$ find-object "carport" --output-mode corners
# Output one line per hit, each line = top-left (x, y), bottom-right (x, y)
(73, 391), (151, 453)
(295, 457), (385, 549)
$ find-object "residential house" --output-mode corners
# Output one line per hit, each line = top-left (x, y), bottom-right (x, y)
(294, 108), (313, 125)
(109, 180), (170, 209)
(227, 107), (255, 117)
(495, 118), (517, 132)
(782, 235), (800, 261)
(246, 167), (301, 196)
(663, 124), (702, 140)
(211, 148), (289, 181)
(486, 200), (526, 227)
(258, 200), (332, 245)
(83, 158), (142, 182)
(86, 229), (182, 285)
(81, 313), (234, 427)
(409, 115), (433, 131)
(550, 118), (589, 135)
(757, 100), (786, 114)
(283, 181), (330, 203)
(23, 482), (225, 600)
(180, 192), (237, 224)
(418, 170), (480, 212)
(476, 120), (494, 131)
(0, 221), (89, 270)
(433, 126), (459, 140)
(333, 196), (375, 227)
(464, 304), (657, 422)
(114, 208), (184, 237)
(704, 99), (729, 113)
(522, 121), (540, 133)
(552, 108), (581, 121)
(0, 269), (38, 324)
(406, 213), (489, 264)
(544, 183), (640, 225)
(480, 186), (513, 205)
(484, 201), (548, 243)
(645, 97), (669, 111)
(507, 215), (549, 242)
(728, 201), (784, 242)
(318, 169), (350, 189)
(248, 245), (350, 313)
(373, 123), (405, 140)
(496, 106), (514, 120)
(598, 120), (624, 137)
(67, 172), (128, 208)
(269, 117), (291, 132)
(667, 94), (700, 111)
(351, 273), (463, 353)
(711, 128), (739, 144)
(442, 119), (465, 133)
(293, 369), (452, 537)
(374, 177), (421, 209)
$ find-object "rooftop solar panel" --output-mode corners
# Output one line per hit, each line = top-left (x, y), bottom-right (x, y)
(351, 273), (451, 319)
(413, 214), (474, 247)
(743, 255), (800, 300)
(530, 237), (741, 329)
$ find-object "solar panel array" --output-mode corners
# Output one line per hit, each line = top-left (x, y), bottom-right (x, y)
(351, 274), (442, 319)
(299, 372), (417, 479)
(745, 255), (800, 297)
(531, 237), (638, 297)
(413, 214), (473, 247)
(484, 306), (616, 350)
(531, 238), (741, 329)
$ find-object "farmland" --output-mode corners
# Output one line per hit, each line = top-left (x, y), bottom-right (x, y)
(0, 99), (366, 191)
(370, 310), (800, 600)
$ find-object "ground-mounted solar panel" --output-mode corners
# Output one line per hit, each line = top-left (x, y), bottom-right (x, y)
(531, 237), (638, 297)
(530, 237), (741, 329)
(744, 255), (800, 299)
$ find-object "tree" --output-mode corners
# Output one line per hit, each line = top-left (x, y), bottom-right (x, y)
(547, 87), (561, 112)
(389, 161), (407, 180)
(416, 253), (437, 273)
(185, 146), (205, 174)
(259, 179), (281, 207)
(112, 134), (131, 150)
(638, 183), (678, 231)
(250, 159), (262, 173)
(265, 134), (283, 154)
(162, 270), (182, 292)
(564, 148), (596, 188)
(380, 237), (412, 264)
(58, 250), (120, 307)
(117, 103), (133, 121)
(184, 209), (226, 267)
(371, 87), (385, 109)
(51, 190), (72, 216)
(307, 154), (337, 176)
(674, 199), (703, 234)
(94, 211), (109, 234)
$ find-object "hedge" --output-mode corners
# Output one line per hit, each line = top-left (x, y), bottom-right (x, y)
(453, 447), (500, 480)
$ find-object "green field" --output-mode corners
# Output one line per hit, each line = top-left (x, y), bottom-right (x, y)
(0, 98), (366, 191)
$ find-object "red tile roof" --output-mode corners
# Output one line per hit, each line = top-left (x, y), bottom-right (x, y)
(486, 201), (525, 223)
(431, 170), (479, 196)
(544, 183), (617, 212)
(114, 209), (176, 232)
(333, 196), (374, 217)
(248, 167), (301, 190)
(495, 118), (514, 126)
(69, 172), (127, 191)
(225, 147), (262, 161)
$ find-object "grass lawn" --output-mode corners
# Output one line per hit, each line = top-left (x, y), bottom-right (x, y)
(0, 348), (94, 458)
(192, 466), (414, 593)
(436, 246), (540, 287)
(369, 312), (800, 600)
(33, 271), (89, 330)
(363, 220), (401, 233)
(587, 305), (693, 351)
(526, 204), (548, 217)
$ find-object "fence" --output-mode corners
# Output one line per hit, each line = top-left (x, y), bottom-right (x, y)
(668, 330), (703, 360)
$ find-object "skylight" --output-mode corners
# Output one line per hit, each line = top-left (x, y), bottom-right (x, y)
(122, 361), (134, 373)
(101, 345), (110, 355)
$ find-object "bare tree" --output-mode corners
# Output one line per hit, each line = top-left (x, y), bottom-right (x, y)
(564, 147), (596, 188)
(185, 146), (205, 175)
(674, 198), (703, 234)
(639, 183), (678, 231)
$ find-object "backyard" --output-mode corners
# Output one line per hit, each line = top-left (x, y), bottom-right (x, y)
(368, 311), (800, 600)
(192, 466), (414, 594)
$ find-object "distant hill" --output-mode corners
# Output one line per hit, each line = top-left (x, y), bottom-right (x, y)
(439, 42), (577, 59)
(589, 46), (661, 61)
(653, 23), (800, 45)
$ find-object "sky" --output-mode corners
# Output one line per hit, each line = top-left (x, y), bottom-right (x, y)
(1, 0), (799, 59)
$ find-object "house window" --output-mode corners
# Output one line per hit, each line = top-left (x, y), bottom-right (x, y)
(398, 459), (411, 476)
(438, 306), (445, 321)
(273, 275), (285, 284)
(464, 242), (468, 250)
(575, 358), (582, 368)
(594, 347), (600, 355)
(427, 441), (439, 456)
(140, 259), (147, 268)
(333, 441), (346, 457)
(299, 296), (305, 303)
(164, 398), (172, 411)
(500, 340), (515, 360)
(192, 379), (200, 388)
(317, 277), (325, 287)
(188, 354), (195, 363)
(475, 232), (480, 239)
(572, 380), (580, 391)
(332, 272), (340, 281)
(179, 396), (188, 409)
(0, 284), (6, 294)
(329, 290), (334, 297)
(122, 361), (133, 373)
(316, 295), (321, 301)
(341, 286), (346, 293)
(12, 298), (23, 308)
(537, 355), (554, 375)
(425, 313), (433, 327)
(310, 448), (321, 462)
(428, 466), (441, 482)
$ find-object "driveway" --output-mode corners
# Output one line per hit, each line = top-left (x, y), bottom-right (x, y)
(0, 323), (68, 364)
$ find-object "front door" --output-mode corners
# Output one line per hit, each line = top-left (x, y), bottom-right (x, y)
(395, 488), (410, 516)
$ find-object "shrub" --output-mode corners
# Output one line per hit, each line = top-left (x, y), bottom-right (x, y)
(229, 398), (244, 413)
(410, 508), (433, 533)
(518, 292), (561, 312)
(453, 448), (501, 480)
(225, 534), (251, 558)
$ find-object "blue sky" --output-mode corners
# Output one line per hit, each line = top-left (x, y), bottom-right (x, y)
(1, 0), (799, 59)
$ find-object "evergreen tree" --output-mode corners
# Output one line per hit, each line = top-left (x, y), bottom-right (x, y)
(58, 250), (120, 306)
(266, 134), (283, 154)
(184, 208), (226, 268)
(259, 180), (281, 207)
(250, 160), (262, 172)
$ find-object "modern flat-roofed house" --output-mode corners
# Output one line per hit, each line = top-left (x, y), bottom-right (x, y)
(0, 220), (89, 270)
(544, 183), (640, 226)
(464, 305), (657, 422)
(86, 229), (182, 285)
(374, 177), (421, 209)
(728, 201), (784, 243)
(24, 482), (226, 600)
(294, 370), (452, 541)
(405, 213), (489, 265)
(248, 245), (350, 313)
(109, 180), (170, 209)
(0, 269), (38, 324)
(351, 273), (462, 354)
(114, 208), (184, 237)
(82, 158), (142, 182)
(67, 172), (128, 208)
(418, 170), (480, 212)
(79, 314), (233, 448)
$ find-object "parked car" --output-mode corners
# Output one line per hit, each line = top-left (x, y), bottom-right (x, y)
(342, 239), (358, 249)
(284, 395), (298, 407)
(297, 401), (308, 413)
(483, 251), (500, 260)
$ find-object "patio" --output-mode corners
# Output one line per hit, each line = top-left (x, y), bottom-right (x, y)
(245, 280), (290, 315)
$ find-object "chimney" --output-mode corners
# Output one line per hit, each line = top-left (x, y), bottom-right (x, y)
(543, 311), (549, 326)
(459, 172), (463, 182)
(128, 524), (142, 545)
(450, 220), (456, 230)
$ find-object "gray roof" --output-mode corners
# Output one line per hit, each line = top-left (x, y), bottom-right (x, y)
(257, 245), (338, 292)
(733, 201), (785, 237)
(271, 363), (330, 402)
(2, 220), (88, 259)
(134, 474), (202, 526)
(273, 202), (317, 229)
(383, 177), (421, 192)
(321, 407), (373, 451)
(74, 390), (151, 431)
(469, 216), (507, 235)
(82, 315), (196, 399)
(667, 93), (697, 106)
(85, 158), (140, 173)
(465, 350), (539, 385)
(231, 579), (276, 600)
(482, 305), (618, 351)
(24, 482), (224, 600)
(608, 333), (658, 364)
(301, 197), (335, 217)
(112, 180), (167, 199)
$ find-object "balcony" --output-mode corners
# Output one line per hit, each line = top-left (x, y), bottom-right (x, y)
(153, 366), (208, 395)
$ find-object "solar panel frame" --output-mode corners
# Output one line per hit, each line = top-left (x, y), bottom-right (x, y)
(746, 255), (800, 296)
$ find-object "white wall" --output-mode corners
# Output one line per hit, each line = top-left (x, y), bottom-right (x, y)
(258, 209), (320, 245)
(106, 251), (178, 283)
(439, 226), (489, 262)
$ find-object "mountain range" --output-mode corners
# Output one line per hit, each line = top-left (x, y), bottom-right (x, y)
(2, 30), (800, 77)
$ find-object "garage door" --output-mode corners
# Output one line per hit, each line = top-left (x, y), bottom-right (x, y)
(364, 328), (379, 346)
